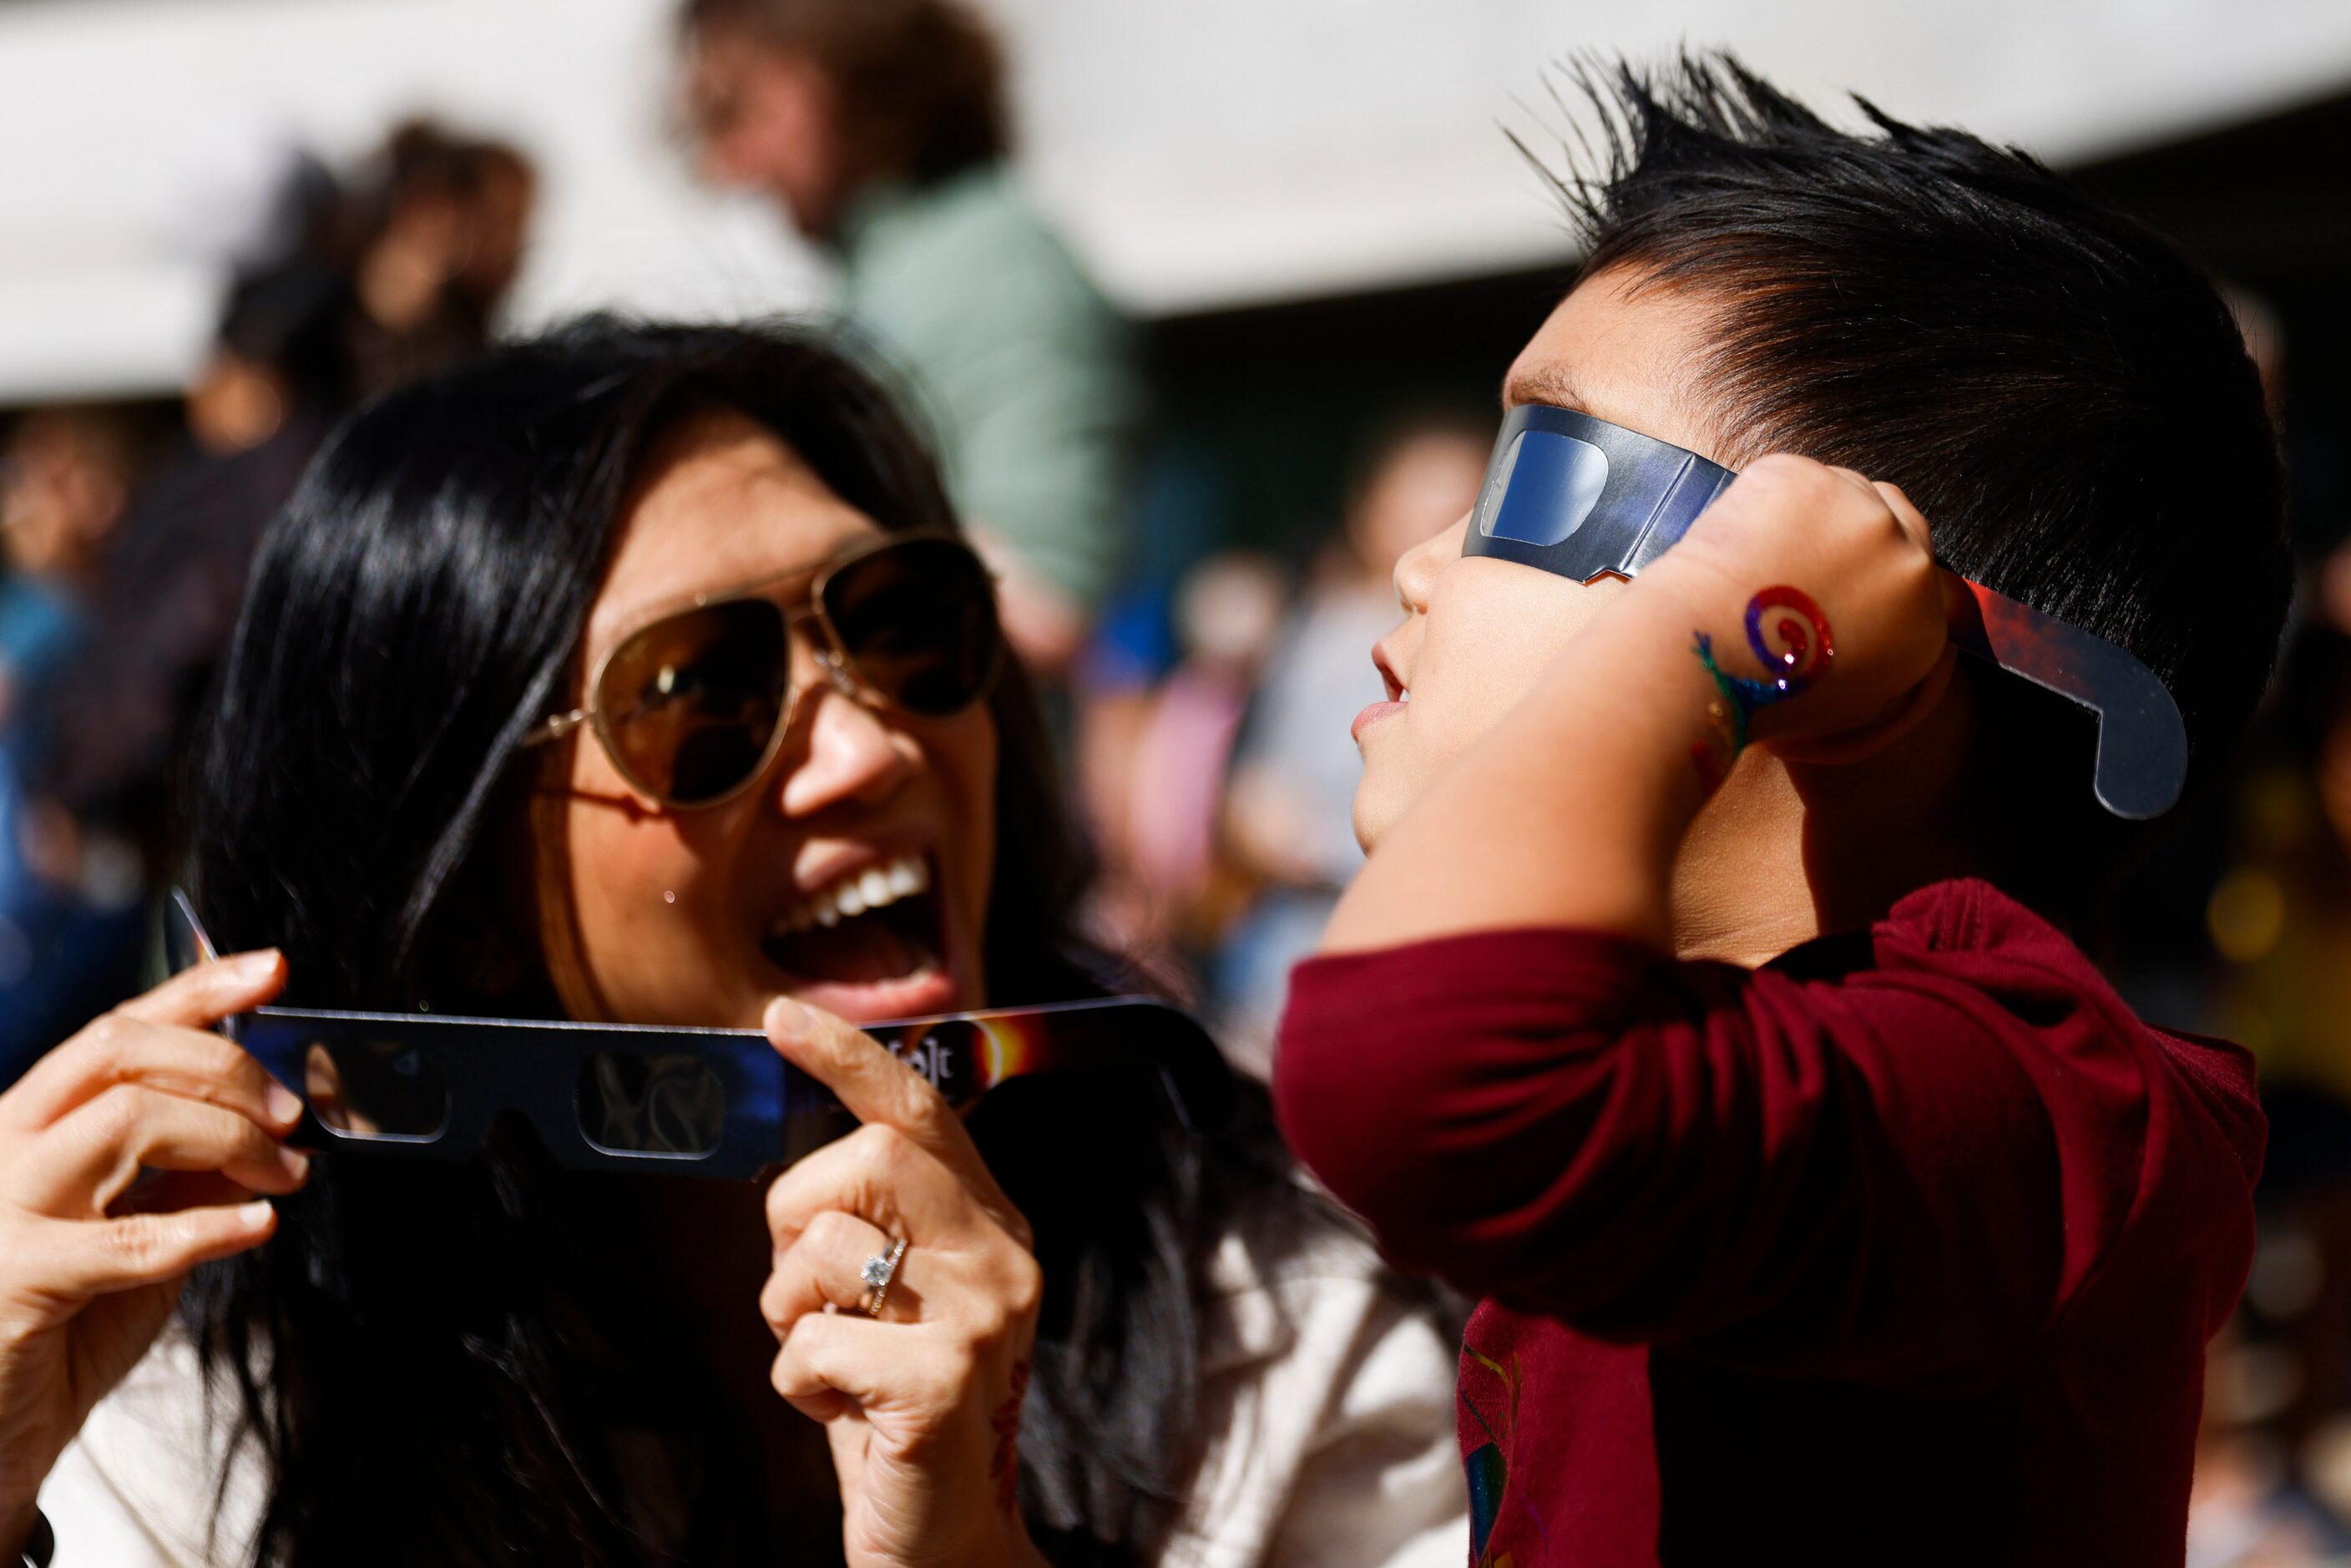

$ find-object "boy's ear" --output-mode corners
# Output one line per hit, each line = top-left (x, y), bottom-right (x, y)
(1771, 644), (1962, 767)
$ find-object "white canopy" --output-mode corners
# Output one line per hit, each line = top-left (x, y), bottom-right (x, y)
(3, 0), (2348, 404)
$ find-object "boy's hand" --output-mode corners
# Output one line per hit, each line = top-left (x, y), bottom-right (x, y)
(1325, 450), (1955, 958)
(1643, 453), (1952, 746)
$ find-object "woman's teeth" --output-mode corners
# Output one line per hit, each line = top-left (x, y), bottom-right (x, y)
(775, 854), (929, 935)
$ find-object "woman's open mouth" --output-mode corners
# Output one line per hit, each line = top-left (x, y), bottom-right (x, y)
(758, 852), (960, 1021)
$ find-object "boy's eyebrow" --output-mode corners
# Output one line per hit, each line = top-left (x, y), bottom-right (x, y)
(1502, 362), (1590, 413)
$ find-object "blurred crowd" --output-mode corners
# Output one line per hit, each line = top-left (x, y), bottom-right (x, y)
(6, 1), (2351, 1561)
(0, 116), (536, 1068)
(2182, 563), (2351, 1567)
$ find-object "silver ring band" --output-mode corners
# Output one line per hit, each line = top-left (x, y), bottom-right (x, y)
(861, 1237), (908, 1318)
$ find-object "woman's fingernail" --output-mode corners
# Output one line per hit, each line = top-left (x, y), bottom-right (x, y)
(766, 996), (809, 1039)
(236, 1198), (276, 1231)
(265, 1083), (303, 1125)
(280, 1146), (311, 1181)
(232, 949), (281, 980)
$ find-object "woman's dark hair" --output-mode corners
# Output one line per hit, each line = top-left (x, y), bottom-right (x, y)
(680, 0), (1009, 189)
(1524, 54), (2293, 918)
(185, 318), (1285, 1564)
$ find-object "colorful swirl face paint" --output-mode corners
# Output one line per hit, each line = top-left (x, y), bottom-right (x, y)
(1689, 585), (1835, 788)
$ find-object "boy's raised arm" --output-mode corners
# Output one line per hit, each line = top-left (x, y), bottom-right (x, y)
(1278, 900), (2256, 1379)
(1275, 456), (2212, 1377)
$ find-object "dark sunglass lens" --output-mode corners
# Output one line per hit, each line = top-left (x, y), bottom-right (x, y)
(597, 600), (788, 804)
(822, 539), (1002, 717)
(305, 1039), (449, 1138)
(579, 1053), (728, 1156)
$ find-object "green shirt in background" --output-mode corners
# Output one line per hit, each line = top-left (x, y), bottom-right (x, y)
(838, 165), (1140, 616)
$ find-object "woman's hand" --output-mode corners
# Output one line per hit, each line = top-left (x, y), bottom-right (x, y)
(0, 953), (308, 1546)
(759, 997), (1046, 1568)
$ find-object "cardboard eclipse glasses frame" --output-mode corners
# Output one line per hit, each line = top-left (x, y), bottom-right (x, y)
(165, 893), (1229, 1182)
(1464, 404), (2190, 819)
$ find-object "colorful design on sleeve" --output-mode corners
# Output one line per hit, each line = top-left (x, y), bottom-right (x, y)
(1461, 1343), (1540, 1568)
(1690, 585), (1834, 787)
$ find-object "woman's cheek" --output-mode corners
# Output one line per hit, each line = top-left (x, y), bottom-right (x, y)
(565, 815), (741, 1024)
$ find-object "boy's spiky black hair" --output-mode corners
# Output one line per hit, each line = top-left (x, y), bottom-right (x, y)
(1526, 53), (2290, 911)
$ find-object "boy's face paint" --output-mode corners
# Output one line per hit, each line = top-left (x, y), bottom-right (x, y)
(1353, 271), (1725, 851)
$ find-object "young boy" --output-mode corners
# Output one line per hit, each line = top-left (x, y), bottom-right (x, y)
(1273, 58), (2288, 1566)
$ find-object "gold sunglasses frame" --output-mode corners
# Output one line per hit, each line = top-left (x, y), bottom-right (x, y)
(524, 533), (1004, 811)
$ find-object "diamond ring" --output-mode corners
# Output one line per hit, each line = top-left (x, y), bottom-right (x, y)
(861, 1237), (909, 1318)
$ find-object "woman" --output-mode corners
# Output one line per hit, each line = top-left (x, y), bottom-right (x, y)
(0, 321), (1463, 1565)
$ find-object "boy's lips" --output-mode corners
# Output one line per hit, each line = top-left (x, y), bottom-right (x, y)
(1358, 640), (1409, 741)
(1352, 698), (1406, 742)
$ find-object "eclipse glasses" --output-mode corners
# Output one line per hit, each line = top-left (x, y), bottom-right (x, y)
(1466, 404), (2190, 819)
(166, 893), (1226, 1182)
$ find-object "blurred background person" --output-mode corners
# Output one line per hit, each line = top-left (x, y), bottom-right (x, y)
(0, 410), (148, 731)
(1211, 413), (1489, 1068)
(0, 119), (538, 1080)
(347, 120), (538, 394)
(0, 407), (152, 1075)
(680, 0), (1140, 683)
(1088, 548), (1289, 974)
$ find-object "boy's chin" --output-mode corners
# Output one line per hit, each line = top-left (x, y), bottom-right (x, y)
(1351, 778), (1399, 855)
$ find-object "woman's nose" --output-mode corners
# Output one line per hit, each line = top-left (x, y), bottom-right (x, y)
(1393, 513), (1468, 617)
(777, 685), (914, 817)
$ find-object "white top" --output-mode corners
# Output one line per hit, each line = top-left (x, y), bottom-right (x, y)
(39, 1209), (1467, 1567)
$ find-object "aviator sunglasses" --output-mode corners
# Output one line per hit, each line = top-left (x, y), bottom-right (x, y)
(528, 533), (1005, 809)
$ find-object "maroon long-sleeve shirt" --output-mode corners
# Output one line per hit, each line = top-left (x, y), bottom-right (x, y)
(1275, 878), (2263, 1566)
